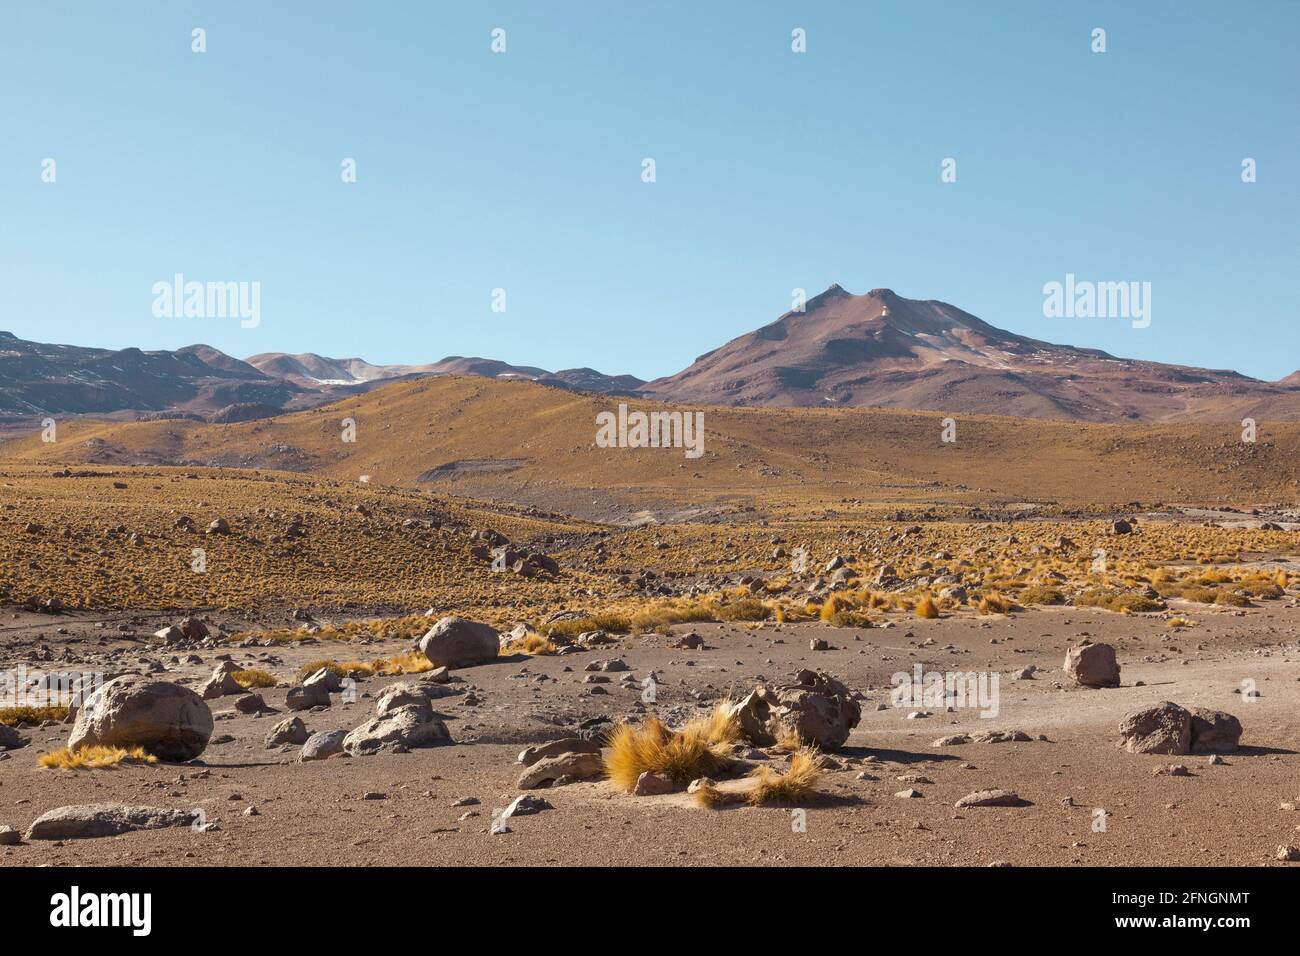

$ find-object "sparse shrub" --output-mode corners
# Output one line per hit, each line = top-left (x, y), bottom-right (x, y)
(717, 598), (771, 622)
(604, 704), (738, 792)
(0, 704), (69, 726)
(232, 668), (276, 689)
(1074, 589), (1163, 613)
(504, 633), (557, 656)
(39, 745), (157, 769)
(694, 749), (824, 809)
(748, 750), (821, 805)
(977, 592), (1014, 615)
(1213, 589), (1250, 607)
(1019, 584), (1065, 605)
(915, 596), (939, 619)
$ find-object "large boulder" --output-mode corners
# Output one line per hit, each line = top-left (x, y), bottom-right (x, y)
(1064, 642), (1121, 688)
(299, 729), (348, 762)
(25, 804), (199, 840)
(517, 751), (604, 789)
(374, 682), (435, 718)
(199, 661), (244, 700)
(518, 738), (601, 767)
(1118, 701), (1192, 754)
(343, 705), (451, 756)
(264, 716), (310, 748)
(1189, 708), (1243, 754)
(0, 724), (28, 750)
(68, 676), (212, 761)
(418, 616), (499, 669)
(728, 669), (861, 750)
(286, 680), (330, 711)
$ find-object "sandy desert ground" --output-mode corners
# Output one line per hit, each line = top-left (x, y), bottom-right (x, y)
(1, 427), (1298, 867)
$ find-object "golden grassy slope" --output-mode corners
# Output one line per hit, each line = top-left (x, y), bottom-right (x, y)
(1, 376), (1297, 516)
(0, 465), (600, 610)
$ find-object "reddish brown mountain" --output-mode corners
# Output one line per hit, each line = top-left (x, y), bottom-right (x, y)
(640, 285), (1300, 422)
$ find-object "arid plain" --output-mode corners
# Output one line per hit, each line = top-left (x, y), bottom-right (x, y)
(1, 376), (1298, 866)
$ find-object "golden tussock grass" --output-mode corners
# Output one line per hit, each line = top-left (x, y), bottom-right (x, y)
(232, 668), (277, 689)
(1018, 584), (1065, 605)
(914, 596), (939, 619)
(503, 632), (558, 655)
(604, 703), (738, 792)
(294, 651), (431, 682)
(976, 592), (1014, 615)
(1075, 589), (1163, 613)
(39, 745), (157, 769)
(693, 749), (823, 809)
(0, 704), (70, 726)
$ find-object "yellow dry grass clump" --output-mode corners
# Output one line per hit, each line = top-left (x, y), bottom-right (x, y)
(503, 632), (558, 655)
(232, 668), (277, 689)
(39, 745), (157, 769)
(296, 651), (432, 681)
(914, 596), (939, 619)
(977, 592), (1014, 615)
(693, 750), (823, 808)
(0, 704), (70, 726)
(605, 704), (738, 792)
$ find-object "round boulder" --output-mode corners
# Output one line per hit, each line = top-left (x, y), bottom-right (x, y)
(69, 676), (213, 761)
(1064, 642), (1120, 688)
(418, 616), (499, 669)
(1118, 701), (1192, 755)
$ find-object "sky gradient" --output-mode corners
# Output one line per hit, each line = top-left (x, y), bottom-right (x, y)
(2, 1), (1297, 380)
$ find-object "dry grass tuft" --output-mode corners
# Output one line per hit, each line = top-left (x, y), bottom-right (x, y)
(232, 668), (277, 689)
(1019, 584), (1065, 605)
(604, 703), (738, 792)
(39, 745), (157, 769)
(503, 632), (558, 655)
(914, 595), (939, 619)
(976, 592), (1014, 615)
(747, 750), (822, 806)
(0, 704), (69, 726)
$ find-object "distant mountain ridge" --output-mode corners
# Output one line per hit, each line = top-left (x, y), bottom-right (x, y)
(0, 331), (642, 419)
(640, 285), (1300, 422)
(2, 285), (1297, 422)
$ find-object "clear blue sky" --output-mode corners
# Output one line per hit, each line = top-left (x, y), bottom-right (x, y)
(2, 1), (1296, 380)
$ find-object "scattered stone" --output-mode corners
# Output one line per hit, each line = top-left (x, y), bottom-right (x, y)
(199, 661), (245, 700)
(727, 669), (861, 750)
(633, 771), (678, 796)
(286, 681), (330, 711)
(25, 804), (198, 840)
(343, 695), (452, 756)
(265, 716), (309, 748)
(1118, 701), (1191, 755)
(234, 693), (268, 715)
(1064, 642), (1120, 688)
(502, 794), (552, 818)
(517, 738), (601, 767)
(954, 789), (1028, 808)
(298, 729), (347, 761)
(518, 751), (603, 788)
